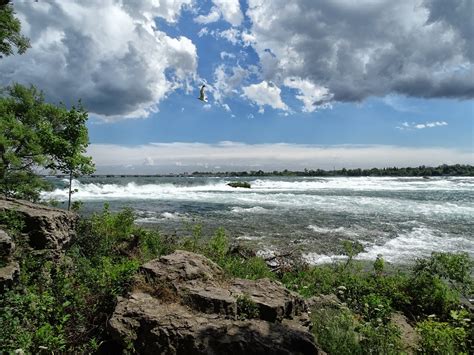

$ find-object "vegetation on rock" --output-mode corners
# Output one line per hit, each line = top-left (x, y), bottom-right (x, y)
(0, 207), (472, 353)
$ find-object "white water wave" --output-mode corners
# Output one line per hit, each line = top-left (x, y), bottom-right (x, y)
(41, 179), (474, 219)
(42, 176), (474, 201)
(230, 206), (270, 214)
(303, 226), (474, 265)
(248, 177), (474, 192)
(307, 224), (360, 237)
(135, 211), (187, 224)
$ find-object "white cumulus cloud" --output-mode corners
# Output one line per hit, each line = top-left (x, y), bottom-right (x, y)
(194, 0), (243, 26)
(242, 81), (288, 111)
(283, 77), (333, 112)
(0, 0), (197, 121)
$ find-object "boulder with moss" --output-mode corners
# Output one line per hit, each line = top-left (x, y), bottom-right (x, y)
(109, 250), (320, 354)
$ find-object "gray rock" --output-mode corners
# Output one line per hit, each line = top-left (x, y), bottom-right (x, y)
(306, 294), (342, 310)
(230, 278), (307, 322)
(110, 292), (319, 355)
(0, 260), (20, 291)
(0, 198), (77, 253)
(0, 229), (15, 258)
(111, 251), (320, 354)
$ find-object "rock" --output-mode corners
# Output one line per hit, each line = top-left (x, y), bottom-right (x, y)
(0, 229), (15, 258)
(228, 244), (257, 259)
(390, 312), (420, 354)
(306, 294), (342, 310)
(110, 292), (318, 355)
(0, 229), (19, 290)
(0, 260), (20, 291)
(229, 278), (307, 322)
(0, 198), (77, 253)
(110, 251), (320, 354)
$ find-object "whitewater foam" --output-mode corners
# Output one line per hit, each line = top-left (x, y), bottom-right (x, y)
(303, 226), (474, 265)
(230, 206), (270, 214)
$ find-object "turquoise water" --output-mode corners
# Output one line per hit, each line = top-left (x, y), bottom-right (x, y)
(42, 176), (474, 264)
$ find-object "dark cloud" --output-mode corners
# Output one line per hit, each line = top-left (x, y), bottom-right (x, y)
(247, 0), (473, 102)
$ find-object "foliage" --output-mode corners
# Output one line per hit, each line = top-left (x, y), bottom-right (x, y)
(413, 252), (473, 295)
(0, 205), (170, 353)
(341, 240), (364, 269)
(1, 207), (472, 353)
(0, 1), (30, 58)
(190, 164), (474, 177)
(0, 84), (94, 201)
(357, 320), (402, 354)
(206, 227), (229, 262)
(408, 252), (473, 319)
(0, 209), (25, 234)
(219, 255), (274, 280)
(417, 319), (468, 354)
(311, 306), (361, 355)
(236, 294), (260, 320)
(373, 255), (384, 276)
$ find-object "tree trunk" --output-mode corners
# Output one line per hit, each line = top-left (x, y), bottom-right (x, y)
(67, 171), (72, 210)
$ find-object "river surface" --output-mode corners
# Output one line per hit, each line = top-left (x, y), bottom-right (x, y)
(41, 176), (474, 265)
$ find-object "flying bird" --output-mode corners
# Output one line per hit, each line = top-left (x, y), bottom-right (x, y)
(198, 85), (208, 102)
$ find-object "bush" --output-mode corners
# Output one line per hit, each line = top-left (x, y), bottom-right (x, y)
(311, 306), (362, 355)
(417, 319), (468, 354)
(236, 294), (260, 320)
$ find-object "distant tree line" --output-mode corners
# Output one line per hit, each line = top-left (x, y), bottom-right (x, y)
(190, 164), (474, 177)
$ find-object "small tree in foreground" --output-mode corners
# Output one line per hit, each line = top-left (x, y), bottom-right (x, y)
(0, 83), (95, 203)
(46, 101), (95, 209)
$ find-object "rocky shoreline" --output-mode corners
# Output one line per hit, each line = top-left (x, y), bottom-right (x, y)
(0, 198), (322, 354)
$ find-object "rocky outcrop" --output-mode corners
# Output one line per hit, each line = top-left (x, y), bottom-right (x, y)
(110, 250), (320, 354)
(0, 198), (77, 253)
(0, 229), (19, 290)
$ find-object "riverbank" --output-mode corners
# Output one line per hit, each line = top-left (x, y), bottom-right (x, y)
(0, 199), (473, 353)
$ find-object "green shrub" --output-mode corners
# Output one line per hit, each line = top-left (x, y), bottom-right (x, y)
(236, 294), (260, 320)
(220, 255), (274, 280)
(206, 227), (229, 262)
(0, 209), (25, 234)
(414, 252), (473, 295)
(181, 223), (203, 253)
(311, 306), (362, 355)
(409, 272), (460, 318)
(357, 320), (402, 355)
(417, 319), (468, 354)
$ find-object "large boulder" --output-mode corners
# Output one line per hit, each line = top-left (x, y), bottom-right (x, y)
(110, 251), (320, 354)
(0, 198), (77, 253)
(0, 229), (19, 290)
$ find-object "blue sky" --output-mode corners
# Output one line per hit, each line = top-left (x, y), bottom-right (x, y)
(2, 0), (473, 172)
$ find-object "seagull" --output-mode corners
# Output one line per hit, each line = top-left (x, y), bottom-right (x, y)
(198, 85), (208, 102)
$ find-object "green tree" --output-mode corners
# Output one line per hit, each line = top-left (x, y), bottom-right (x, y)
(0, 0), (30, 58)
(0, 83), (94, 202)
(46, 101), (95, 210)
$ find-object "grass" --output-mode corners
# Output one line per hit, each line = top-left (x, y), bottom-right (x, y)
(0, 207), (472, 354)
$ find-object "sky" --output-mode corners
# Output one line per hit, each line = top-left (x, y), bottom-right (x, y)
(1, 0), (473, 173)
